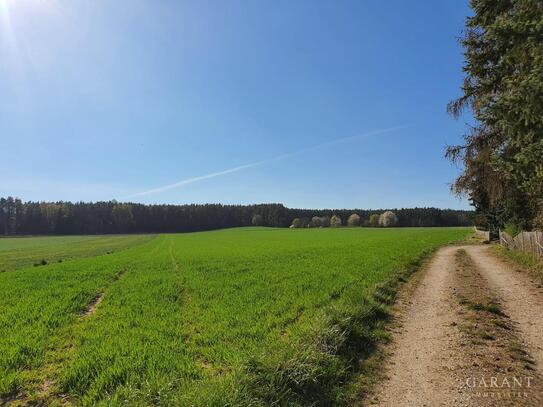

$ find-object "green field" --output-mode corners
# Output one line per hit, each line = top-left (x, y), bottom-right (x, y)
(0, 235), (154, 272)
(0, 227), (469, 406)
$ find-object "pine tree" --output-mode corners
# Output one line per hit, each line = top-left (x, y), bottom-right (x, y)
(447, 0), (543, 230)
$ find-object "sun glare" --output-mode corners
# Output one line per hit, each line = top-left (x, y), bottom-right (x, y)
(0, 0), (60, 49)
(0, 0), (16, 49)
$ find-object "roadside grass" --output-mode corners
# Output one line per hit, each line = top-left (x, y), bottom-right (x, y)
(0, 227), (470, 405)
(493, 245), (543, 278)
(0, 235), (154, 272)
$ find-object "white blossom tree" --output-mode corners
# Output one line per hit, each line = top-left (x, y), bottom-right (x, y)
(347, 213), (361, 226)
(379, 211), (398, 227)
(330, 215), (342, 227)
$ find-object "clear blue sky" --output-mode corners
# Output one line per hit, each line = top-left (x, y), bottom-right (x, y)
(0, 0), (472, 209)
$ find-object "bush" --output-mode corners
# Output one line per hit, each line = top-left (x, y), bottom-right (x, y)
(347, 214), (360, 227)
(368, 214), (380, 227)
(320, 216), (331, 228)
(290, 218), (303, 228)
(379, 211), (398, 227)
(330, 215), (342, 227)
(504, 223), (521, 237)
(311, 216), (323, 228)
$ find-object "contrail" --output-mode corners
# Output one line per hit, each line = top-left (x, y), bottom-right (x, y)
(123, 164), (257, 198)
(122, 125), (407, 199)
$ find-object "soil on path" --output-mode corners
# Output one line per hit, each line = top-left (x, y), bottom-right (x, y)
(367, 245), (543, 406)
(369, 246), (467, 406)
(464, 245), (543, 367)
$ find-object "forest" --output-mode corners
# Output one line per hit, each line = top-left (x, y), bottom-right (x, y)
(0, 197), (472, 235)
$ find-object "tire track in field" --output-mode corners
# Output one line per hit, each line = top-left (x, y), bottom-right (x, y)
(169, 241), (211, 373)
(79, 269), (126, 318)
(79, 293), (104, 318)
(168, 239), (218, 376)
(28, 267), (129, 406)
(38, 242), (181, 405)
(169, 242), (180, 272)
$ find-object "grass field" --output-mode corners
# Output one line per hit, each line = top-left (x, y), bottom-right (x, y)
(0, 227), (469, 406)
(0, 235), (154, 272)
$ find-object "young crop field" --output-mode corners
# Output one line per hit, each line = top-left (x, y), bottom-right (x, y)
(0, 227), (469, 406)
(0, 235), (154, 272)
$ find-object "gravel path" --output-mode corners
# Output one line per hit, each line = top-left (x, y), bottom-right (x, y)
(465, 246), (543, 367)
(368, 245), (543, 406)
(371, 246), (465, 406)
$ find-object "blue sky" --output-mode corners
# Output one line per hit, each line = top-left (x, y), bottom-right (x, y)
(0, 0), (472, 209)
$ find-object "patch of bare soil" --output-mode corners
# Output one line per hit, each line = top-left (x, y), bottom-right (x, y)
(79, 293), (104, 318)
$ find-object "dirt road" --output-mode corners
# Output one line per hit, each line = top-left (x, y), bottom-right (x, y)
(368, 245), (543, 407)
(465, 246), (543, 367)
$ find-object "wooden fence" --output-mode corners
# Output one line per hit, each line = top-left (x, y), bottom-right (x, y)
(474, 226), (490, 241)
(499, 230), (543, 257)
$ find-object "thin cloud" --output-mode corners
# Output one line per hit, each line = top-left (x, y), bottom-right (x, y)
(122, 125), (407, 199)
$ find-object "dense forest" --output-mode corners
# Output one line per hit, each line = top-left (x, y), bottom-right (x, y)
(0, 197), (473, 235)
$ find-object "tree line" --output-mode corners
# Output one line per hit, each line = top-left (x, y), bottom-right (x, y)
(447, 0), (542, 233)
(289, 211), (400, 228)
(0, 197), (473, 235)
(287, 208), (471, 229)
